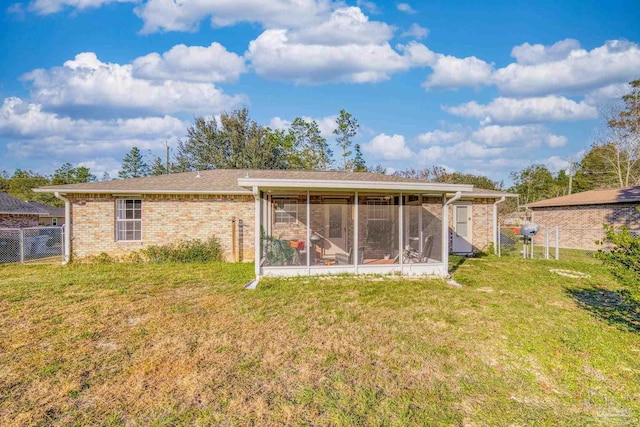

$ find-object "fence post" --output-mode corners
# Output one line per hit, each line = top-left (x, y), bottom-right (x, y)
(545, 227), (549, 259)
(497, 227), (501, 257)
(555, 226), (560, 260)
(19, 229), (24, 264)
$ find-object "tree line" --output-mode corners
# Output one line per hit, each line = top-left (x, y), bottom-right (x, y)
(2, 79), (638, 207)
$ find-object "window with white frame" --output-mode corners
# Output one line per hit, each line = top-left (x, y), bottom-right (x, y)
(274, 198), (297, 223)
(115, 199), (142, 241)
(367, 198), (390, 221)
(52, 218), (58, 226)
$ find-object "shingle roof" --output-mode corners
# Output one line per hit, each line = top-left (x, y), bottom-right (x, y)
(28, 201), (65, 217)
(0, 192), (46, 215)
(34, 169), (513, 198)
(526, 186), (640, 208)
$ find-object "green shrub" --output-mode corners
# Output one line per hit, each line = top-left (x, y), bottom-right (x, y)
(595, 225), (640, 297)
(141, 237), (223, 263)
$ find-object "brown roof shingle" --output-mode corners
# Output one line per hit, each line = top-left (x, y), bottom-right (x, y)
(526, 186), (640, 208)
(0, 192), (47, 215)
(34, 169), (514, 198)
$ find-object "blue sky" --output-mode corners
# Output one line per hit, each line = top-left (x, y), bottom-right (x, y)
(1, 0), (639, 185)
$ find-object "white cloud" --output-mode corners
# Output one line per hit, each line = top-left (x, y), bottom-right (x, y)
(134, 0), (333, 34)
(363, 133), (413, 160)
(269, 115), (337, 138)
(543, 156), (570, 172)
(422, 54), (493, 90)
(510, 38), (581, 65)
(356, 0), (379, 14)
(417, 129), (466, 144)
(132, 42), (246, 83)
(288, 7), (393, 46)
(246, 27), (431, 84)
(494, 39), (640, 96)
(396, 3), (416, 14)
(472, 124), (566, 148)
(26, 0), (134, 15)
(1, 97), (188, 163)
(22, 52), (246, 116)
(418, 146), (444, 162)
(401, 23), (428, 39)
(444, 95), (598, 124)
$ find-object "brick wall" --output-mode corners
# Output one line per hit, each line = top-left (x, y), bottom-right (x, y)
(531, 203), (640, 250)
(0, 214), (40, 228)
(68, 194), (255, 261)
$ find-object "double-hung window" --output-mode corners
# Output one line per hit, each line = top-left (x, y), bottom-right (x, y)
(115, 199), (142, 241)
(274, 198), (297, 224)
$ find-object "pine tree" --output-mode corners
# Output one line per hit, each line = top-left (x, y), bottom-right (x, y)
(119, 147), (150, 179)
(352, 144), (366, 171)
(333, 109), (359, 171)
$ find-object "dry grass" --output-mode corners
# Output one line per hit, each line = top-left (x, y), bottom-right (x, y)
(1, 258), (639, 426)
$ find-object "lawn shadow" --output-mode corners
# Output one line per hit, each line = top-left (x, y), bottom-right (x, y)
(448, 257), (467, 275)
(566, 287), (640, 333)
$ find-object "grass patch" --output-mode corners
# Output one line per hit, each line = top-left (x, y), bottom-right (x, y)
(1, 257), (639, 425)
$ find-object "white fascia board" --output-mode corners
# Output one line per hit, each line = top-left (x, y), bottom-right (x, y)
(237, 178), (473, 193)
(458, 192), (518, 199)
(32, 188), (251, 195)
(0, 211), (41, 215)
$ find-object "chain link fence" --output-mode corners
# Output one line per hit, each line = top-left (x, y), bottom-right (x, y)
(498, 226), (609, 261)
(0, 226), (64, 264)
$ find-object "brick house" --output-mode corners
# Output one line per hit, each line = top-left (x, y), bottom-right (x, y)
(28, 201), (66, 226)
(0, 192), (46, 228)
(526, 186), (640, 250)
(35, 169), (514, 278)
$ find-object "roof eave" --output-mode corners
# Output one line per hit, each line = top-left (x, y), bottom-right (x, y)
(237, 178), (474, 193)
(33, 188), (251, 195)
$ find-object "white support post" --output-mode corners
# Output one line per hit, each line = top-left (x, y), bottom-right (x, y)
(306, 191), (310, 275)
(442, 191), (462, 276)
(253, 187), (261, 279)
(354, 191), (359, 275)
(493, 196), (505, 255)
(399, 193), (403, 269)
(555, 226), (560, 260)
(418, 194), (423, 255)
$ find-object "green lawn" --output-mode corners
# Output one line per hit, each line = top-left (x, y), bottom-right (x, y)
(1, 257), (639, 426)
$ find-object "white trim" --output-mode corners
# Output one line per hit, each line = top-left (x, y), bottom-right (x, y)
(238, 177), (473, 193)
(354, 191), (359, 275)
(34, 189), (251, 195)
(253, 187), (261, 279)
(493, 196), (506, 254)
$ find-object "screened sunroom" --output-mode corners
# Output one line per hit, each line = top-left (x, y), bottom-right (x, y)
(237, 176), (474, 278)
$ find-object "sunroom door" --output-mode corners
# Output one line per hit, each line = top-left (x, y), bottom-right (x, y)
(324, 200), (348, 257)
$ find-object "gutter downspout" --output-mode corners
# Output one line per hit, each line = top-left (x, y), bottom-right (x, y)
(493, 196), (506, 255)
(442, 191), (462, 277)
(54, 192), (71, 264)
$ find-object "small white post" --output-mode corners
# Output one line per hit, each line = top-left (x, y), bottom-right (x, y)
(555, 226), (560, 260)
(354, 191), (359, 274)
(545, 227), (550, 259)
(399, 193), (403, 271)
(306, 190), (310, 274)
(19, 229), (24, 264)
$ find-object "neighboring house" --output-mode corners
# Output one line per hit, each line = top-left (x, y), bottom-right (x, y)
(28, 201), (66, 226)
(526, 186), (640, 250)
(0, 192), (46, 228)
(35, 169), (515, 278)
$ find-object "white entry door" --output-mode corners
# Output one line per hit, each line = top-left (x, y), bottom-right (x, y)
(324, 201), (348, 256)
(452, 203), (473, 254)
